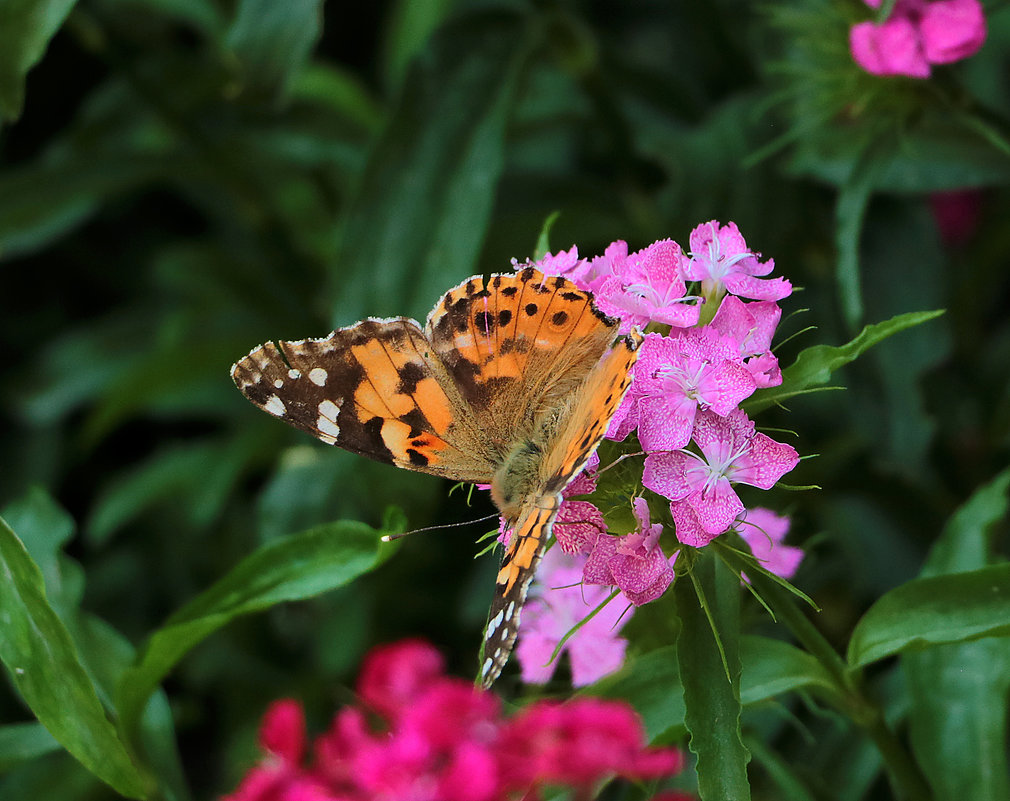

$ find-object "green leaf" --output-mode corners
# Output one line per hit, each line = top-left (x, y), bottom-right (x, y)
(86, 434), (267, 545)
(746, 309), (945, 414)
(226, 0), (323, 101)
(589, 646), (686, 742)
(676, 553), (751, 801)
(291, 63), (383, 133)
(834, 142), (890, 329)
(0, 0), (78, 122)
(903, 469), (1010, 801)
(0, 153), (168, 260)
(0, 487), (79, 612)
(381, 0), (458, 92)
(0, 516), (148, 799)
(847, 564), (1010, 669)
(116, 513), (403, 736)
(532, 210), (561, 260)
(0, 724), (60, 772)
(740, 636), (841, 708)
(920, 467), (1010, 578)
(328, 9), (532, 324)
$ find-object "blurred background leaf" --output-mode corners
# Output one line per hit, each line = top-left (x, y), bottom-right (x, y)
(1, 0), (1009, 798)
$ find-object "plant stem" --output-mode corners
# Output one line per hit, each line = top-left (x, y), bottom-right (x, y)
(750, 572), (934, 801)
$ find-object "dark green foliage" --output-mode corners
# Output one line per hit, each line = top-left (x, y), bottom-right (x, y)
(2, 1), (1010, 799)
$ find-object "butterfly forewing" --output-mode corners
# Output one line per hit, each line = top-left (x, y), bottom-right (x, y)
(231, 317), (496, 483)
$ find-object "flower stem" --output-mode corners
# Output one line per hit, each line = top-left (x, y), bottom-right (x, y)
(749, 571), (934, 801)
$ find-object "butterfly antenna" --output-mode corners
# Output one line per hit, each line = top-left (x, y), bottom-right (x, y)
(381, 513), (500, 542)
(598, 450), (646, 475)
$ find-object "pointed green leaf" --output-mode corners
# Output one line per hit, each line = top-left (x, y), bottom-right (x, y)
(740, 636), (840, 707)
(226, 0), (323, 101)
(533, 210), (561, 260)
(117, 513), (403, 735)
(0, 0), (78, 122)
(0, 517), (148, 798)
(0, 724), (60, 772)
(848, 564), (1010, 669)
(381, 0), (457, 91)
(904, 469), (1010, 801)
(676, 554), (751, 801)
(746, 309), (944, 414)
(329, 9), (532, 323)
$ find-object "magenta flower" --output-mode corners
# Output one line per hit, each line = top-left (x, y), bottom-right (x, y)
(929, 189), (983, 246)
(850, 16), (931, 77)
(738, 507), (804, 581)
(684, 221), (791, 303)
(567, 239), (630, 294)
(642, 409), (799, 546)
(920, 0), (986, 63)
(583, 497), (676, 605)
(515, 549), (630, 686)
(850, 0), (985, 78)
(631, 328), (756, 453)
(605, 384), (641, 442)
(355, 639), (444, 720)
(224, 641), (684, 801)
(710, 295), (783, 388)
(497, 697), (683, 789)
(523, 245), (586, 282)
(594, 238), (701, 331)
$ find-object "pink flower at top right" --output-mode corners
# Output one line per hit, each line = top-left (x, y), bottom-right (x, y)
(850, 0), (987, 79)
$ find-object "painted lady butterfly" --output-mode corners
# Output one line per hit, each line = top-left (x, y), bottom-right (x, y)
(231, 265), (641, 686)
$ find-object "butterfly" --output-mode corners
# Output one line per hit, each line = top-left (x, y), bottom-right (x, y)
(231, 265), (642, 687)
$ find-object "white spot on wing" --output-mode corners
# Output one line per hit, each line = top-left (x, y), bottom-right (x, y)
(505, 601), (515, 621)
(482, 657), (493, 676)
(288, 368), (302, 379)
(273, 379), (284, 389)
(318, 417), (340, 438)
(309, 367), (328, 386)
(265, 395), (286, 416)
(319, 399), (340, 420)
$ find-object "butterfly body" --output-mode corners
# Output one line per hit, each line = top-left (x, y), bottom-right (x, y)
(232, 266), (641, 686)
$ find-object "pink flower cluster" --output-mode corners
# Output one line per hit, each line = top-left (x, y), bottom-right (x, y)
(223, 640), (685, 801)
(508, 222), (802, 685)
(850, 0), (986, 78)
